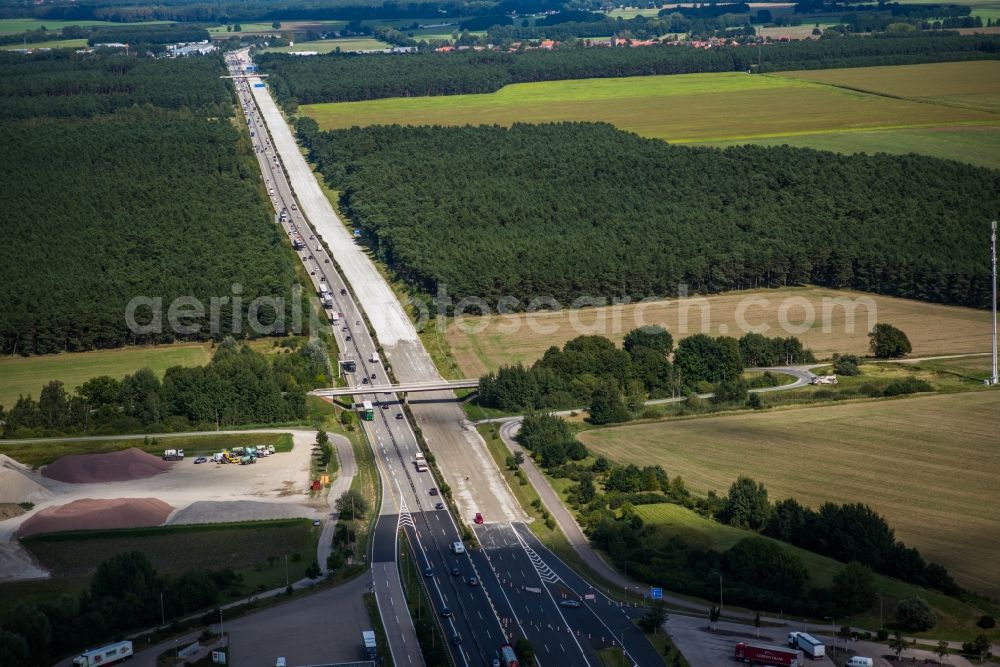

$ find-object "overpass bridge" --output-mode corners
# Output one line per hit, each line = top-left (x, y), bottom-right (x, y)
(309, 379), (479, 398)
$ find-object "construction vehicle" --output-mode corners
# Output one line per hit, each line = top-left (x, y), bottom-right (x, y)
(232, 446), (245, 456)
(72, 641), (133, 667)
(240, 455), (256, 465)
(163, 449), (184, 461)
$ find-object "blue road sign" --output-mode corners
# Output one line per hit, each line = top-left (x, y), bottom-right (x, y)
(650, 587), (663, 600)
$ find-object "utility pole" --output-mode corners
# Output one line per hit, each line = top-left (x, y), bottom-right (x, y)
(159, 592), (165, 627)
(990, 220), (998, 386)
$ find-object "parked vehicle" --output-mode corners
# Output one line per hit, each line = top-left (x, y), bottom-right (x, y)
(735, 642), (804, 666)
(788, 632), (825, 659)
(362, 630), (377, 659)
(72, 641), (133, 667)
(163, 449), (184, 461)
(846, 658), (874, 667)
(193, 457), (207, 464)
(474, 512), (484, 524)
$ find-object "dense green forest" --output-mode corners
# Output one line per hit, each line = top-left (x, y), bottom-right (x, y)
(261, 33), (1000, 104)
(0, 52), (298, 356)
(0, 339), (331, 436)
(301, 122), (997, 312)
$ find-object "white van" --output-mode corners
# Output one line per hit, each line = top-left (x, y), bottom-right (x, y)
(846, 658), (874, 667)
(275, 659), (287, 667)
(451, 541), (465, 554)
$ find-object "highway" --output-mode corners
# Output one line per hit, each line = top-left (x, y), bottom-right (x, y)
(227, 51), (587, 667)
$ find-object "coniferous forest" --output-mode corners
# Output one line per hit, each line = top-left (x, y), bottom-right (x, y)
(0, 52), (297, 355)
(300, 121), (998, 310)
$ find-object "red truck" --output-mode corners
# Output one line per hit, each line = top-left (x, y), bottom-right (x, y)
(735, 642), (804, 666)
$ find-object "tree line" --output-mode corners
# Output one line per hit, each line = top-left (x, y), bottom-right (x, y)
(0, 339), (331, 437)
(301, 123), (997, 315)
(260, 34), (1000, 104)
(86, 23), (210, 45)
(479, 327), (814, 419)
(1, 0), (570, 24)
(0, 52), (300, 355)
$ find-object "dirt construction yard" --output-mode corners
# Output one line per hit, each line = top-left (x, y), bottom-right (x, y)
(0, 430), (324, 581)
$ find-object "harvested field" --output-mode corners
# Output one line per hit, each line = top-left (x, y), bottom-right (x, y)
(42, 448), (171, 484)
(443, 287), (992, 377)
(578, 391), (1000, 596)
(18, 498), (173, 537)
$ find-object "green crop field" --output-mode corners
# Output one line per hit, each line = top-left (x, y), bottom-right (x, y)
(778, 60), (1000, 113)
(263, 37), (392, 53)
(302, 61), (1000, 168)
(0, 18), (174, 34)
(579, 391), (1000, 598)
(635, 503), (998, 638)
(0, 38), (88, 50)
(0, 343), (214, 408)
(704, 125), (1000, 170)
(0, 432), (291, 469)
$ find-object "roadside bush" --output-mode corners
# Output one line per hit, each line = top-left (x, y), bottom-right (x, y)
(883, 378), (933, 396)
(895, 596), (937, 631)
(962, 634), (993, 658)
(833, 354), (862, 376)
(977, 615), (996, 629)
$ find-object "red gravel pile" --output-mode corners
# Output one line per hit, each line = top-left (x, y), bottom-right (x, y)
(17, 498), (173, 537)
(42, 447), (172, 484)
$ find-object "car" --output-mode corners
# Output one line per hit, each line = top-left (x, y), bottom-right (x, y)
(429, 488), (438, 496)
(559, 599), (581, 608)
(340, 288), (347, 295)
(346, 335), (352, 341)
(312, 519), (321, 526)
(491, 659), (500, 667)
(361, 377), (368, 384)
(435, 502), (445, 510)
(450, 634), (462, 646)
(356, 320), (361, 325)
(424, 566), (433, 577)
(371, 373), (376, 380)
(467, 577), (478, 587)
(450, 566), (461, 577)
(309, 234), (314, 239)
(474, 512), (484, 525)
(396, 413), (403, 420)
(309, 270), (315, 275)
(193, 457), (207, 464)
(324, 258), (330, 263)
(291, 203), (297, 210)
(382, 404), (389, 410)
(440, 607), (452, 618)
(342, 326), (349, 332)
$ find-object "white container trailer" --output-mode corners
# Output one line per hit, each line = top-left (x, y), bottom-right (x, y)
(73, 640), (133, 667)
(788, 632), (825, 659)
